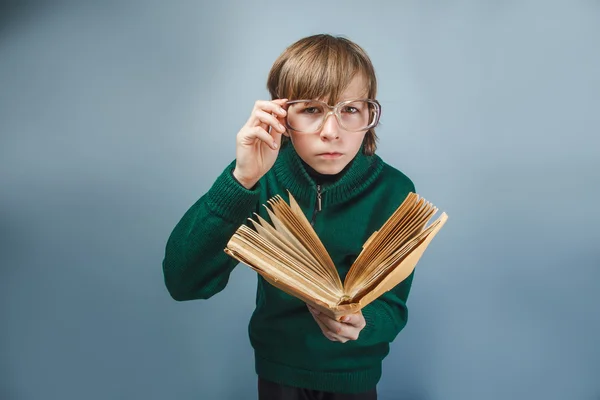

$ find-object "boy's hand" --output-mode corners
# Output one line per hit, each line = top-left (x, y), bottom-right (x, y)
(232, 99), (288, 189)
(307, 304), (366, 343)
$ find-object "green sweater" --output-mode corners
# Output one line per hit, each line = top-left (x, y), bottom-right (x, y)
(162, 143), (416, 394)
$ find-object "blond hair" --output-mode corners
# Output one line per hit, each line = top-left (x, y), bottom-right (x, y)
(267, 34), (379, 155)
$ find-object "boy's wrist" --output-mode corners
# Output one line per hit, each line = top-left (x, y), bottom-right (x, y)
(232, 168), (258, 190)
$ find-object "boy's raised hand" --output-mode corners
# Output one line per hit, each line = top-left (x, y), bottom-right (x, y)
(307, 304), (366, 343)
(232, 99), (288, 189)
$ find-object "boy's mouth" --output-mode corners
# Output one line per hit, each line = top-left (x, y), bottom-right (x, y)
(317, 152), (343, 159)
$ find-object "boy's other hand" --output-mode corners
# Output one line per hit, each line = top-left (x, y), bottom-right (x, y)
(307, 304), (366, 343)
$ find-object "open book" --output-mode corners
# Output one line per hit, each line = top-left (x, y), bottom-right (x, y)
(224, 191), (448, 320)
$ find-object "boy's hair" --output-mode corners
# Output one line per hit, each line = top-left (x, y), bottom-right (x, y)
(267, 34), (379, 156)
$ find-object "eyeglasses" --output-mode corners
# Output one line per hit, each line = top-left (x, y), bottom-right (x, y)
(284, 99), (381, 134)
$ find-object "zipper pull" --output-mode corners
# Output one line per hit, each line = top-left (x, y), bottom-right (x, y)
(311, 185), (322, 227)
(317, 185), (322, 212)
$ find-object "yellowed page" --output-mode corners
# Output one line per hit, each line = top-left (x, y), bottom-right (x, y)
(260, 205), (342, 294)
(346, 202), (437, 289)
(226, 226), (341, 305)
(287, 192), (342, 288)
(262, 207), (315, 262)
(248, 217), (343, 298)
(345, 195), (430, 289)
(354, 213), (448, 307)
(250, 214), (324, 277)
(237, 226), (341, 298)
(346, 193), (419, 283)
(345, 216), (442, 298)
(268, 194), (340, 286)
(360, 197), (431, 265)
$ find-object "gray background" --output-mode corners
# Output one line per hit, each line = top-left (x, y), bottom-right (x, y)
(1, 1), (598, 399)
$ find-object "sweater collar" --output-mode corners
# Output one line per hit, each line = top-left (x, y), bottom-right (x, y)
(300, 157), (354, 186)
(273, 142), (384, 208)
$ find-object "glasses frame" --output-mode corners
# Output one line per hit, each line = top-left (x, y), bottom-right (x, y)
(284, 98), (381, 133)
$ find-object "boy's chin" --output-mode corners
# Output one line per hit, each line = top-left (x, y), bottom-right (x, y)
(309, 160), (349, 175)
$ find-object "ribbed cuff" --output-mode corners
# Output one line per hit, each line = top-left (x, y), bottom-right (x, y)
(361, 304), (383, 338)
(359, 300), (399, 345)
(206, 161), (261, 224)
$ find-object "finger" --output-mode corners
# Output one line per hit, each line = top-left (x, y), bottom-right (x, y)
(251, 110), (286, 134)
(266, 100), (288, 131)
(312, 313), (347, 342)
(273, 100), (290, 121)
(307, 306), (336, 337)
(310, 308), (346, 336)
(271, 98), (289, 109)
(307, 305), (360, 341)
(240, 126), (279, 150)
(252, 99), (288, 119)
(316, 317), (358, 341)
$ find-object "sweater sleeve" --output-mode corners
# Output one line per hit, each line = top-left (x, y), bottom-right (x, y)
(357, 270), (415, 345)
(161, 160), (260, 301)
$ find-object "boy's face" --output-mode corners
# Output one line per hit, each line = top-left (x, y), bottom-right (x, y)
(285, 75), (371, 176)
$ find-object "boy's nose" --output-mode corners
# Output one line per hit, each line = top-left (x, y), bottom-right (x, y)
(319, 114), (340, 140)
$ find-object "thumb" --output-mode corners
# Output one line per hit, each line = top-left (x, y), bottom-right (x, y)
(341, 313), (361, 326)
(272, 128), (283, 148)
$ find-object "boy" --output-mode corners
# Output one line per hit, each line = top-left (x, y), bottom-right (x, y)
(162, 34), (416, 400)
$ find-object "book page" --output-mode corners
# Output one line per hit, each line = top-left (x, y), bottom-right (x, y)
(345, 217), (442, 299)
(248, 215), (342, 297)
(251, 213), (322, 272)
(353, 212), (448, 308)
(268, 193), (342, 289)
(225, 225), (342, 305)
(260, 205), (342, 293)
(344, 194), (439, 296)
(346, 193), (418, 279)
(346, 201), (437, 289)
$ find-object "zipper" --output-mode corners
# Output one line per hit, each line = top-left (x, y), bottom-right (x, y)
(310, 184), (322, 226)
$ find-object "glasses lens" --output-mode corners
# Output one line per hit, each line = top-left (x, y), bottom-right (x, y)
(338, 100), (377, 131)
(286, 101), (326, 133)
(286, 100), (378, 132)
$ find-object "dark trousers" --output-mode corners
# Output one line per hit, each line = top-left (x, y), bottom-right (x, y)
(258, 378), (377, 400)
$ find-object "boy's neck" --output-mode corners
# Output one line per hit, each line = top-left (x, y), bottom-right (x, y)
(300, 158), (354, 186)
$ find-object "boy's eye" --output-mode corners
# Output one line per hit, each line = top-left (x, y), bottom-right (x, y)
(301, 107), (321, 114)
(342, 106), (359, 113)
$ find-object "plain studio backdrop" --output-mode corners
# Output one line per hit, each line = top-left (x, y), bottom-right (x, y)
(0, 1), (598, 399)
